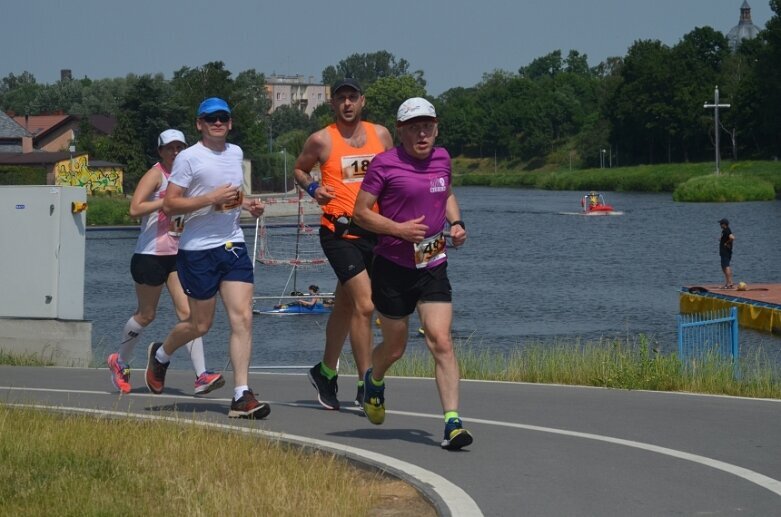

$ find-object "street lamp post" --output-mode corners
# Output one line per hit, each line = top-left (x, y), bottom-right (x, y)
(281, 147), (288, 197)
(703, 86), (730, 175)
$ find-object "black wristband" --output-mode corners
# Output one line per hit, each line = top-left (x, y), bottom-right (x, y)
(450, 220), (465, 230)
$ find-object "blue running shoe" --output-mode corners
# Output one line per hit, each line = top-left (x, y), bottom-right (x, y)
(441, 417), (473, 450)
(362, 368), (385, 425)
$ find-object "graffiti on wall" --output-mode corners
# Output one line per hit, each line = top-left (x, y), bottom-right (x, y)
(55, 155), (123, 194)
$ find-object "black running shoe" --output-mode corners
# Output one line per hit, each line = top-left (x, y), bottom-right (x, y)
(228, 390), (271, 419)
(308, 363), (339, 410)
(144, 342), (169, 394)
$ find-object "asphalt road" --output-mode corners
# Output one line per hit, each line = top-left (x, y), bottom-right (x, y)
(2, 366), (780, 516)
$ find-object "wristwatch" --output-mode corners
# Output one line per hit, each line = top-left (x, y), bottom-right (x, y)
(450, 220), (465, 230)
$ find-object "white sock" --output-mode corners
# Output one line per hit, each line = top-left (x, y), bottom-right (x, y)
(186, 337), (206, 377)
(234, 385), (249, 401)
(118, 317), (145, 363)
(155, 346), (171, 365)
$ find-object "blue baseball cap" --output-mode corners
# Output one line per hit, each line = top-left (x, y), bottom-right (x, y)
(197, 97), (231, 117)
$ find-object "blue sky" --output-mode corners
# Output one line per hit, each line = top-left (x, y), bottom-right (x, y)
(1, 0), (773, 95)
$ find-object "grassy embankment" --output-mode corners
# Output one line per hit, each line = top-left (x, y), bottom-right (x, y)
(0, 405), (428, 517)
(452, 159), (781, 202)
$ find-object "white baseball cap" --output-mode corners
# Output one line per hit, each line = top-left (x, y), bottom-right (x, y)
(396, 97), (437, 123)
(158, 129), (186, 147)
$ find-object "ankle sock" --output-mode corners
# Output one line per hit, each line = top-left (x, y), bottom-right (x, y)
(370, 374), (384, 387)
(155, 346), (171, 365)
(319, 362), (337, 380)
(445, 411), (460, 422)
(234, 386), (249, 401)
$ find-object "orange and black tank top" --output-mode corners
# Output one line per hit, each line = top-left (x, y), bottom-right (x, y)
(319, 121), (384, 232)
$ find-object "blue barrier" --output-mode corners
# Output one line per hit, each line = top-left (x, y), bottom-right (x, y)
(677, 307), (739, 376)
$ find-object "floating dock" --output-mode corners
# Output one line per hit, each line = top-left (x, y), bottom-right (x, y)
(680, 284), (781, 334)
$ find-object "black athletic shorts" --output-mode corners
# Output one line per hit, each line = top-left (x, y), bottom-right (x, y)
(720, 253), (732, 268)
(130, 253), (177, 286)
(371, 255), (452, 318)
(319, 226), (376, 284)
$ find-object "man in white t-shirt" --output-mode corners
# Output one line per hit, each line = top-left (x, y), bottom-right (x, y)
(144, 97), (269, 419)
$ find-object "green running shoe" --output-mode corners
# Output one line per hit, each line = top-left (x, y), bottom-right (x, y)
(441, 417), (473, 450)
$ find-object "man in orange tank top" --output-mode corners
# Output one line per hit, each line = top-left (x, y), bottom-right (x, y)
(293, 78), (393, 411)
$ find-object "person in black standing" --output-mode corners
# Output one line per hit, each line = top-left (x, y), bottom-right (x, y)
(719, 218), (735, 288)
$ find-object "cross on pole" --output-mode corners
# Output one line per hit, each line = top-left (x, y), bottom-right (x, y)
(703, 86), (731, 175)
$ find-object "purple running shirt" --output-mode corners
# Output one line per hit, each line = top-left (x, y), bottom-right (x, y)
(360, 146), (451, 269)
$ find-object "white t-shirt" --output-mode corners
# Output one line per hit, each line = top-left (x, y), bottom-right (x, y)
(168, 141), (245, 251)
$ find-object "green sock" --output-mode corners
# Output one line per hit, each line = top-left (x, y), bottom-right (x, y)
(370, 374), (384, 387)
(319, 362), (337, 380)
(444, 411), (460, 422)
(357, 380), (364, 387)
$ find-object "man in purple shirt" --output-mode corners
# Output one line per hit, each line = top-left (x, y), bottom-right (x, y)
(353, 97), (473, 451)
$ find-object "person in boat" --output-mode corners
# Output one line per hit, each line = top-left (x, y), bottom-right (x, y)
(353, 97), (473, 451)
(106, 129), (224, 396)
(588, 191), (600, 208)
(145, 97), (269, 420)
(293, 77), (394, 411)
(281, 285), (321, 309)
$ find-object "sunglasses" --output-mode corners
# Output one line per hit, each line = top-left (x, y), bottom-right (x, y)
(201, 113), (231, 124)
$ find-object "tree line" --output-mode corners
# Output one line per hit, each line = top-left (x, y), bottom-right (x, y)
(1, 2), (779, 192)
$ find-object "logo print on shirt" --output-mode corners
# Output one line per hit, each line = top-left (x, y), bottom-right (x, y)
(430, 176), (447, 193)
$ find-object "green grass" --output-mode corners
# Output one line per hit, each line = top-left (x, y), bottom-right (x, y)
(341, 336), (781, 399)
(0, 406), (404, 516)
(453, 159), (781, 201)
(0, 350), (54, 366)
(673, 173), (776, 202)
(85, 195), (134, 226)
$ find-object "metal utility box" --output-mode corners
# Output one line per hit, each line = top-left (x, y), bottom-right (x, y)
(0, 186), (87, 319)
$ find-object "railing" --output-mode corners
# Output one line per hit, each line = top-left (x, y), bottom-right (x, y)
(677, 307), (739, 376)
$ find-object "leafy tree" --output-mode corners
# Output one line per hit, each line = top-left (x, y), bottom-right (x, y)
(435, 87), (482, 156)
(363, 75), (427, 135)
(104, 74), (176, 191)
(321, 51), (426, 90)
(607, 39), (675, 164)
(519, 50), (563, 79)
(171, 61), (233, 126)
(270, 105), (313, 143)
(738, 0), (781, 157)
(0, 71), (41, 114)
(669, 26), (730, 162)
(231, 69), (270, 157)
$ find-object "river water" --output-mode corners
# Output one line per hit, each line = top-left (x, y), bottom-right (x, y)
(85, 187), (781, 369)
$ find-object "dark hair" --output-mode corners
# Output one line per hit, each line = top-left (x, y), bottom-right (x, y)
(308, 284), (320, 293)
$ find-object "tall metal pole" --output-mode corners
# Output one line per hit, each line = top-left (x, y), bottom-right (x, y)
(283, 148), (288, 197)
(703, 86), (730, 175)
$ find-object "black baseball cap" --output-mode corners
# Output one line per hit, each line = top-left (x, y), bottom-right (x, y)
(331, 78), (362, 95)
(719, 218), (729, 225)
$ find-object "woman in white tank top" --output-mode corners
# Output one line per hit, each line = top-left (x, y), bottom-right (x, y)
(106, 129), (224, 396)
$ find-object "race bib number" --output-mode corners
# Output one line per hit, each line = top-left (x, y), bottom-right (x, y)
(340, 154), (375, 183)
(413, 232), (446, 269)
(168, 214), (185, 237)
(215, 189), (244, 212)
